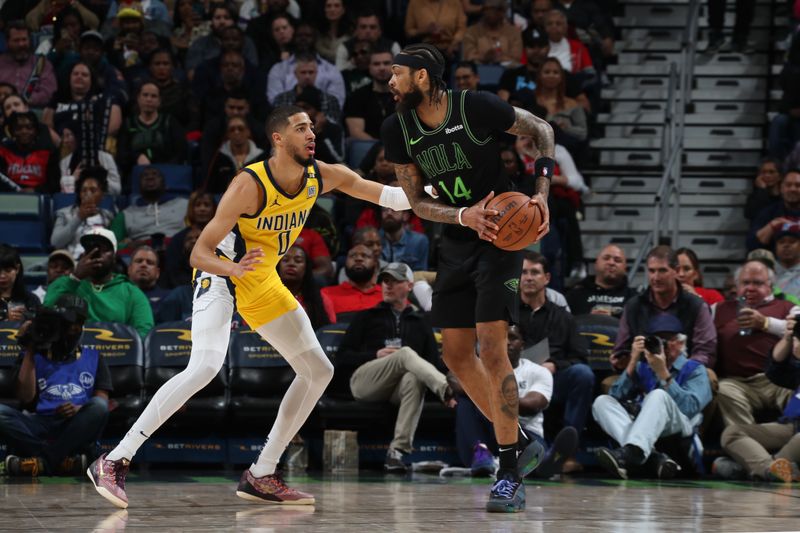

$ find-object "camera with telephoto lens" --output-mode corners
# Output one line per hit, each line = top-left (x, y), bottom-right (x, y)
(643, 335), (663, 355)
(17, 296), (87, 361)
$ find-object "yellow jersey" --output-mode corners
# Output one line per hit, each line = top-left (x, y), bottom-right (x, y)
(222, 159), (322, 328)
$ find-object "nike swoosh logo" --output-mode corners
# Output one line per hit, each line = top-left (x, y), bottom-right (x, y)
(409, 137), (423, 145)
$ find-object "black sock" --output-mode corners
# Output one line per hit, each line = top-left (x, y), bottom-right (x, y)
(497, 442), (519, 479)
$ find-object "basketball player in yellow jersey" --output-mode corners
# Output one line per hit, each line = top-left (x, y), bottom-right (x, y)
(88, 106), (413, 509)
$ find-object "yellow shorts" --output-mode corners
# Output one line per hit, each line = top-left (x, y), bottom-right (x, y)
(233, 274), (299, 330)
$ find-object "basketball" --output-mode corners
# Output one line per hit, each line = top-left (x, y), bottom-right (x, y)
(486, 192), (543, 251)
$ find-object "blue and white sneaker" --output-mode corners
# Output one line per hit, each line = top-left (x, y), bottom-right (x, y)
(485, 474), (525, 513)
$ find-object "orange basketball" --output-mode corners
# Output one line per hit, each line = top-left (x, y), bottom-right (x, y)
(486, 192), (543, 251)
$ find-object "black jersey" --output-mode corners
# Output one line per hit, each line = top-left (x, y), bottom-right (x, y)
(381, 90), (516, 240)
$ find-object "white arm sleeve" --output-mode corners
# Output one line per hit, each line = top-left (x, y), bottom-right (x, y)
(378, 185), (412, 211)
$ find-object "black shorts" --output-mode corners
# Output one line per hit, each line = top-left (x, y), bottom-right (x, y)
(430, 237), (523, 328)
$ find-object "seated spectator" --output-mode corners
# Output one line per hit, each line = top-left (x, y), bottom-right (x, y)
(745, 158), (782, 220)
(498, 34), (549, 101)
(380, 207), (429, 271)
(453, 60), (481, 91)
(336, 262), (453, 472)
(43, 61), (122, 154)
(164, 191), (216, 288)
(203, 116), (265, 193)
(51, 168), (116, 259)
(278, 245), (335, 329)
(109, 166), (190, 251)
(0, 294), (110, 476)
(273, 52), (342, 123)
(518, 252), (592, 472)
(521, 0), (551, 42)
(267, 23), (345, 109)
(404, 0), (466, 60)
(44, 7), (86, 74)
(714, 259), (797, 427)
(718, 311), (800, 482)
(0, 111), (59, 193)
(44, 228), (154, 337)
(128, 246), (169, 317)
(535, 58), (588, 161)
(543, 9), (597, 106)
(57, 127), (121, 195)
(768, 32), (800, 160)
(338, 227), (386, 283)
(611, 246), (717, 375)
(593, 315), (712, 479)
(0, 22), (57, 110)
(335, 10), (401, 71)
(171, 0), (211, 63)
(2, 94), (59, 149)
(63, 31), (127, 106)
(774, 223), (800, 301)
(32, 250), (75, 303)
(117, 82), (187, 176)
(146, 49), (191, 127)
(295, 87), (344, 164)
(106, 0), (171, 27)
(451, 324), (555, 474)
(676, 247), (724, 306)
(566, 244), (637, 317)
(344, 47), (394, 141)
(155, 227), (200, 322)
(104, 6), (149, 84)
(748, 169), (800, 251)
(321, 243), (383, 317)
(248, 12), (297, 71)
(558, 0), (616, 66)
(293, 227), (334, 283)
(0, 244), (41, 321)
(200, 92), (268, 178)
(340, 39), (373, 96)
(316, 0), (351, 64)
(462, 0), (522, 65)
(185, 4), (257, 75)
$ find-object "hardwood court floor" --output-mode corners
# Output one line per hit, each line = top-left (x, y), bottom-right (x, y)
(1, 472), (799, 532)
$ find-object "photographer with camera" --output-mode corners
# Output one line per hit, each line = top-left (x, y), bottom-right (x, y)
(0, 294), (112, 476)
(592, 314), (712, 479)
(717, 311), (800, 483)
(0, 243), (40, 321)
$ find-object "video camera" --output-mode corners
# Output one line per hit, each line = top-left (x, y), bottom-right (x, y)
(17, 295), (88, 361)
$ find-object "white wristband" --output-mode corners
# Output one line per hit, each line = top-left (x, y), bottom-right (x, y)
(378, 185), (412, 211)
(457, 207), (467, 226)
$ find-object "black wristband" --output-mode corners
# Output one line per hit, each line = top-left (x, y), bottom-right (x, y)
(534, 157), (555, 181)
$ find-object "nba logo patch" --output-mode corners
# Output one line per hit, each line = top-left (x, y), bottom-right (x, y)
(307, 185), (316, 198)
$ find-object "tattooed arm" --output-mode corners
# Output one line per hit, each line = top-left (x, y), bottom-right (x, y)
(507, 106), (555, 198)
(395, 162), (500, 241)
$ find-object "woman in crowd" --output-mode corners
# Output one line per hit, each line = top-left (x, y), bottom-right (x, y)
(163, 190), (217, 288)
(146, 49), (192, 127)
(316, 0), (351, 64)
(535, 57), (589, 162)
(171, 0), (210, 63)
(57, 127), (121, 194)
(50, 169), (116, 259)
(116, 82), (187, 175)
(676, 247), (724, 306)
(47, 7), (86, 72)
(745, 158), (783, 220)
(203, 116), (264, 194)
(0, 244), (41, 321)
(278, 244), (336, 330)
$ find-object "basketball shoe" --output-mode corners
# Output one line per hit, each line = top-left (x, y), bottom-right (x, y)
(87, 454), (130, 509)
(486, 472), (525, 513)
(236, 469), (315, 505)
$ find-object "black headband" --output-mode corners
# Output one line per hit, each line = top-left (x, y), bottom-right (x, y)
(392, 53), (444, 79)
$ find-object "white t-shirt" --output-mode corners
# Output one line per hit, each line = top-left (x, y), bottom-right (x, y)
(515, 358), (553, 438)
(548, 38), (572, 72)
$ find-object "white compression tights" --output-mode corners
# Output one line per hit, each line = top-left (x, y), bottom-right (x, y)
(108, 299), (333, 471)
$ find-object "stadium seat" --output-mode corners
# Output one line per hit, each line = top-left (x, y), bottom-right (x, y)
(476, 64), (505, 92)
(574, 314), (620, 377)
(144, 321), (228, 427)
(346, 139), (378, 169)
(0, 321), (22, 408)
(130, 164), (194, 195)
(0, 193), (48, 251)
(81, 322), (144, 428)
(316, 323), (349, 398)
(227, 330), (295, 424)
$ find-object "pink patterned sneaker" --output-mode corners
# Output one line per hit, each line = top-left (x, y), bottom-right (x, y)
(87, 454), (131, 509)
(235, 469), (315, 505)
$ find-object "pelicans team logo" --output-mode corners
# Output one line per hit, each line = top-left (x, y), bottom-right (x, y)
(504, 278), (520, 293)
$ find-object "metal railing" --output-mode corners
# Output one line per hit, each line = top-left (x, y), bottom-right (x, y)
(628, 0), (702, 284)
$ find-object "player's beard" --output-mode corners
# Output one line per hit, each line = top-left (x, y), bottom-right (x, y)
(396, 83), (425, 113)
(290, 144), (314, 167)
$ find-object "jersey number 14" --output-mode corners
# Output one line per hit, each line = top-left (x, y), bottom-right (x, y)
(438, 176), (472, 204)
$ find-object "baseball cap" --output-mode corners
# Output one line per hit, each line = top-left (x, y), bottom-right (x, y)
(746, 248), (777, 270)
(48, 249), (75, 269)
(775, 222), (800, 241)
(645, 314), (684, 335)
(80, 227), (118, 253)
(80, 30), (104, 44)
(378, 262), (413, 283)
(117, 5), (144, 18)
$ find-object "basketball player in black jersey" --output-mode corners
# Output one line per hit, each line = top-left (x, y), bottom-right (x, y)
(380, 44), (555, 513)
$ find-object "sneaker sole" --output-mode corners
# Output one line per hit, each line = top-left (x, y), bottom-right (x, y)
(486, 500), (526, 513)
(534, 427), (579, 479)
(769, 458), (793, 483)
(517, 440), (546, 478)
(235, 490), (315, 505)
(595, 449), (628, 480)
(86, 467), (128, 509)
